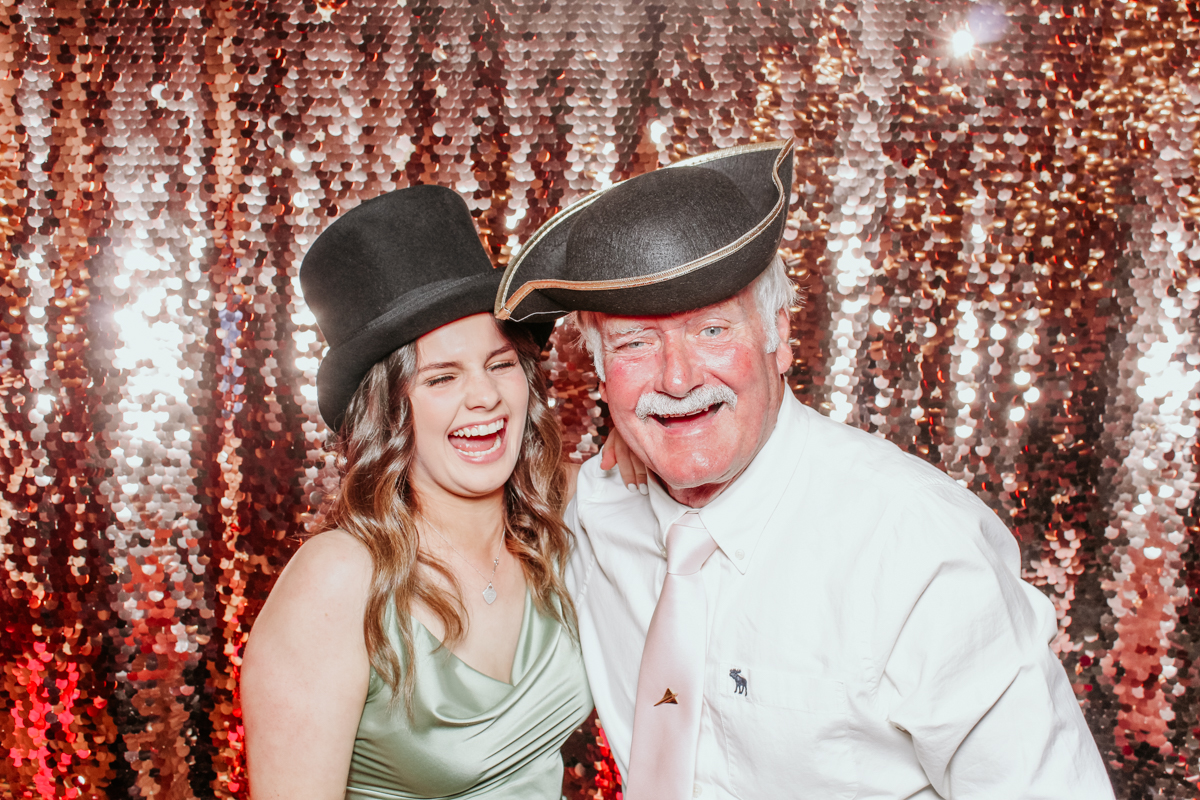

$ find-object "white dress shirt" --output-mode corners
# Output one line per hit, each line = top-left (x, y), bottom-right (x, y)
(566, 392), (1114, 799)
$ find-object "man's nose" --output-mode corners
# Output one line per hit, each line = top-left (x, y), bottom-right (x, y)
(657, 335), (703, 397)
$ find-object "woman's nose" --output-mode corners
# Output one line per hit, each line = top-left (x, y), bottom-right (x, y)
(463, 369), (501, 409)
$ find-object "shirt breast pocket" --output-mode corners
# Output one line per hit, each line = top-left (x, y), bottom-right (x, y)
(717, 663), (857, 799)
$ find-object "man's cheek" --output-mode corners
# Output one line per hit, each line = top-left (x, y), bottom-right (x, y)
(704, 344), (756, 375)
(601, 364), (647, 413)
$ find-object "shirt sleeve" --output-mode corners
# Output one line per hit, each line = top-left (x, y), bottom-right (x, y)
(878, 483), (1114, 800)
(563, 493), (596, 602)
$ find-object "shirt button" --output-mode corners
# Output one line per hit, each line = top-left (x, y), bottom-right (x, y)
(735, 548), (746, 560)
(693, 784), (702, 798)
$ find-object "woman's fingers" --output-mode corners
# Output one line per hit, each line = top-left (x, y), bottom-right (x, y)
(633, 451), (648, 493)
(604, 429), (648, 495)
(600, 439), (618, 472)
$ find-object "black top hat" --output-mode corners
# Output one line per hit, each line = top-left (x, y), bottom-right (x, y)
(495, 139), (793, 322)
(300, 185), (549, 430)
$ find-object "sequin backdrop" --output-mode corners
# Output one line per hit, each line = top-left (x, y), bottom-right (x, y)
(0, 0), (1198, 796)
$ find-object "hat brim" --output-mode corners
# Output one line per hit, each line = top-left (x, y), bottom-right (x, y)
(495, 138), (794, 321)
(317, 270), (551, 430)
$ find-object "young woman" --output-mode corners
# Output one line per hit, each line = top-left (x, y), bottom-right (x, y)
(241, 186), (633, 799)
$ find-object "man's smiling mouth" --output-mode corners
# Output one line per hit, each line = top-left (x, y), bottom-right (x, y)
(652, 403), (724, 427)
(635, 385), (738, 423)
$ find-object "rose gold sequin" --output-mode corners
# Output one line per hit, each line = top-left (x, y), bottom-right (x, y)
(1, 1), (1197, 797)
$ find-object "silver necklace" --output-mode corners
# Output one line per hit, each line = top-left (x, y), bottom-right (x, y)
(426, 523), (505, 605)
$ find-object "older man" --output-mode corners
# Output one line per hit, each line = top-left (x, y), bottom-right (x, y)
(496, 140), (1113, 800)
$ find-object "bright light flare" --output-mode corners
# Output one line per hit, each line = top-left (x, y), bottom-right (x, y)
(505, 206), (527, 230)
(836, 247), (872, 287)
(952, 28), (976, 57)
(125, 248), (161, 273)
(114, 251), (188, 405)
(649, 120), (668, 144)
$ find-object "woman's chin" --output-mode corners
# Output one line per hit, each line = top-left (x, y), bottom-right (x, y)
(445, 456), (520, 498)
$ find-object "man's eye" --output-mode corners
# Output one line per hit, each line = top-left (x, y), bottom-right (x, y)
(701, 326), (724, 336)
(619, 340), (646, 350)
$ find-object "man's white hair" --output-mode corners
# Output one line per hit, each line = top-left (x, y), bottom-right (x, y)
(573, 252), (797, 381)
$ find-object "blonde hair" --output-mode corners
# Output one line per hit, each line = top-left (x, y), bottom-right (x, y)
(319, 321), (573, 708)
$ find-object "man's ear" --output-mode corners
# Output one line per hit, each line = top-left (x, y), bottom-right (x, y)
(599, 381), (608, 403)
(773, 307), (792, 375)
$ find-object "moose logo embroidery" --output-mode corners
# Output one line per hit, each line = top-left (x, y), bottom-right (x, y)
(729, 668), (747, 696)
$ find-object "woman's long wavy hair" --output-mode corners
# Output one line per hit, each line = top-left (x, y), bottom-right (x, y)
(318, 320), (574, 709)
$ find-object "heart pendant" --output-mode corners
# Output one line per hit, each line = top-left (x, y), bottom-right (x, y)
(482, 584), (497, 605)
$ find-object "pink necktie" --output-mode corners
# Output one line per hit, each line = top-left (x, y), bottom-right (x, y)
(625, 512), (719, 800)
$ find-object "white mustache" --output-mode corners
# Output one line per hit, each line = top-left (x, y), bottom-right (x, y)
(634, 385), (738, 421)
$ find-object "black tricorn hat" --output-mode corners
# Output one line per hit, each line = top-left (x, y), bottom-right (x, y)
(495, 138), (794, 321)
(300, 185), (550, 430)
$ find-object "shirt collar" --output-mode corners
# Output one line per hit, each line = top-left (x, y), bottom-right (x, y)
(646, 390), (810, 574)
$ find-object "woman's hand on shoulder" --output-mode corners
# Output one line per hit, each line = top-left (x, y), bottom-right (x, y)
(241, 530), (373, 800)
(564, 426), (649, 502)
(600, 426), (648, 495)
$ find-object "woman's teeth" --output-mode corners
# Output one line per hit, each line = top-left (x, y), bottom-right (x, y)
(449, 419), (505, 457)
(451, 419), (505, 437)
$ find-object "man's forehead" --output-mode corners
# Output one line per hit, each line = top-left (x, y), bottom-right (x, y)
(597, 290), (752, 335)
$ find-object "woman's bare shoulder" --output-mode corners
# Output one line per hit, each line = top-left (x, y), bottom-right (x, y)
(262, 529), (373, 618)
(293, 528), (372, 573)
(244, 529), (372, 699)
(242, 530), (373, 797)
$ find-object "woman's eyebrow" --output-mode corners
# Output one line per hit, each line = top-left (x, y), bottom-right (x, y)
(417, 345), (515, 374)
(417, 359), (461, 373)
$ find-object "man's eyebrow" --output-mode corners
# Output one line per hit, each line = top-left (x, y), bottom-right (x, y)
(604, 323), (646, 339)
(417, 344), (514, 374)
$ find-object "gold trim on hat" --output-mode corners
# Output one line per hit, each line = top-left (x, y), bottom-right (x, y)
(495, 138), (794, 320)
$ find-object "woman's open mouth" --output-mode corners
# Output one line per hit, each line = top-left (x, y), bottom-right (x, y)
(448, 417), (506, 460)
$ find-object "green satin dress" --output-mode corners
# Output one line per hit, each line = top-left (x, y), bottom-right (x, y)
(345, 591), (593, 799)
